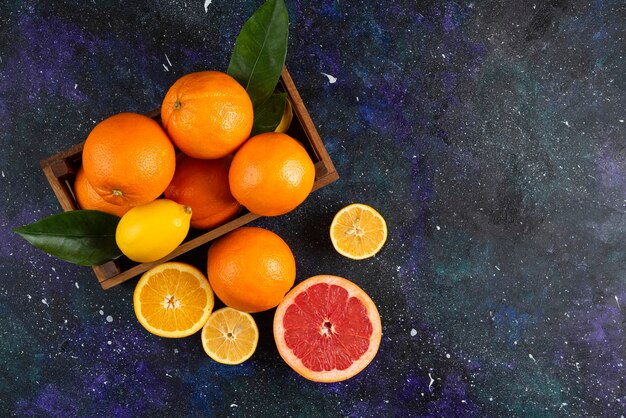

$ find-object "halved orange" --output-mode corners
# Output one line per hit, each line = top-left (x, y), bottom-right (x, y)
(133, 262), (214, 338)
(201, 307), (259, 365)
(273, 275), (382, 382)
(330, 203), (388, 260)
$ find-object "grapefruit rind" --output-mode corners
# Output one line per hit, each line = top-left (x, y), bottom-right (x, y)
(273, 275), (382, 383)
(133, 262), (214, 338)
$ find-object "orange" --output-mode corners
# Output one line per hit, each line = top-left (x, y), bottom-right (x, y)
(201, 307), (259, 365)
(164, 155), (241, 230)
(229, 132), (315, 216)
(73, 166), (131, 217)
(274, 275), (382, 382)
(330, 204), (388, 260)
(133, 262), (214, 338)
(161, 71), (253, 159)
(207, 227), (295, 313)
(82, 112), (176, 207)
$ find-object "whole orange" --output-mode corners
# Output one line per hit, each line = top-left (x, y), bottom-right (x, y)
(161, 71), (254, 159)
(207, 227), (296, 313)
(82, 112), (176, 207)
(229, 132), (316, 216)
(164, 155), (241, 230)
(74, 166), (132, 217)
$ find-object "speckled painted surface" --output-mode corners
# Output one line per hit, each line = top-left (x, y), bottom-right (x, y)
(1, 1), (625, 416)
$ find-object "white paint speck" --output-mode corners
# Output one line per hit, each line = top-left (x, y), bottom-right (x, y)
(99, 310), (104, 315)
(107, 341), (112, 345)
(174, 348), (179, 354)
(42, 298), (49, 307)
(562, 121), (570, 127)
(106, 315), (113, 323)
(204, 0), (212, 12)
(74, 83), (77, 89)
(356, 96), (359, 102)
(2, 170), (5, 177)
(162, 63), (169, 72)
(495, 265), (501, 271)
(166, 373), (173, 378)
(410, 328), (417, 337)
(230, 404), (238, 408)
(27, 294), (32, 300)
(446, 353), (451, 359)
(619, 119), (624, 123)
(559, 402), (568, 410)
(321, 72), (337, 84)
(75, 282), (79, 289)
(529, 353), (537, 363)
(165, 53), (172, 67)
(436, 225), (441, 230)
(616, 295), (621, 311)
(428, 373), (435, 391)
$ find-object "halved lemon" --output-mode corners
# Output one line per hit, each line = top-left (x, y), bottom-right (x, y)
(330, 203), (388, 260)
(201, 307), (259, 365)
(133, 262), (214, 338)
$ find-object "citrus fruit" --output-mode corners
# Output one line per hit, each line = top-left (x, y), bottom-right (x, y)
(229, 132), (315, 216)
(330, 204), (388, 260)
(164, 155), (241, 230)
(207, 227), (295, 313)
(201, 307), (259, 365)
(73, 166), (132, 217)
(116, 199), (191, 263)
(161, 71), (254, 159)
(133, 262), (214, 338)
(274, 275), (382, 383)
(275, 97), (293, 133)
(82, 112), (176, 207)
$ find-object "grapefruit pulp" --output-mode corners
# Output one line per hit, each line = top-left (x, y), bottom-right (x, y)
(273, 275), (382, 382)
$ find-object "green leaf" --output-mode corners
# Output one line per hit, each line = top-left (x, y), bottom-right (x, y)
(14, 210), (122, 266)
(227, 0), (289, 108)
(251, 92), (287, 135)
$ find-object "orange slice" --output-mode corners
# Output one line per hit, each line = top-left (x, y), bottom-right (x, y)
(201, 307), (259, 365)
(133, 262), (214, 338)
(274, 275), (382, 382)
(330, 203), (388, 259)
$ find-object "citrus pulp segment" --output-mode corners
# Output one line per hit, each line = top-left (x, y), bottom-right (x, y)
(273, 275), (382, 382)
(133, 262), (214, 338)
(202, 307), (259, 365)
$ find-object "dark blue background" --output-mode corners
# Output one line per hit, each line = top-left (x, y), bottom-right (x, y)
(1, 0), (624, 416)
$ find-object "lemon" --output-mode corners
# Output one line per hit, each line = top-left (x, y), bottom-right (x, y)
(274, 97), (293, 133)
(201, 307), (259, 365)
(116, 199), (192, 262)
(329, 203), (388, 260)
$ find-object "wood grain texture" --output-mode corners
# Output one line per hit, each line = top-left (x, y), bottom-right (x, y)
(40, 68), (339, 289)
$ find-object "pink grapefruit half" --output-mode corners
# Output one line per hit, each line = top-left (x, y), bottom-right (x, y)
(273, 275), (382, 382)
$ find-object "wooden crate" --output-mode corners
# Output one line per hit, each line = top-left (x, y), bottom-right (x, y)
(40, 68), (339, 289)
